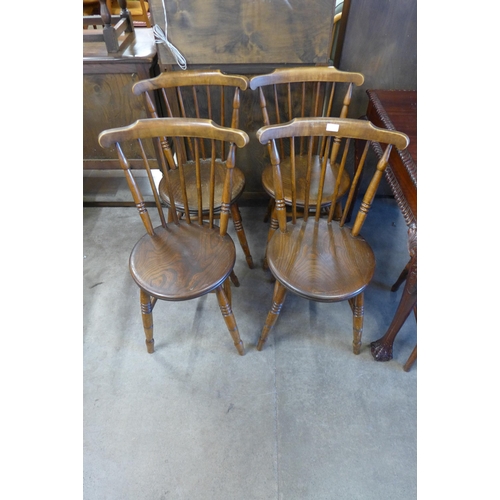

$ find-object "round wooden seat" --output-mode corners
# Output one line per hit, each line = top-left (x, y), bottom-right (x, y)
(129, 222), (236, 301)
(159, 160), (246, 213)
(266, 218), (375, 302)
(261, 155), (351, 209)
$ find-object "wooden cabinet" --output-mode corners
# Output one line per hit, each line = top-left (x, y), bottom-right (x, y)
(83, 28), (158, 169)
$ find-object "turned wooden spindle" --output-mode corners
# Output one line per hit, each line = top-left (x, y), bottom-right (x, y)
(99, 0), (111, 26)
(118, 0), (130, 16)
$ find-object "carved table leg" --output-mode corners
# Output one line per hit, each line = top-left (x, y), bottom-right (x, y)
(371, 224), (417, 362)
(370, 280), (416, 361)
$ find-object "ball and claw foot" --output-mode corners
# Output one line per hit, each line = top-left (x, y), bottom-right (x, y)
(370, 339), (393, 361)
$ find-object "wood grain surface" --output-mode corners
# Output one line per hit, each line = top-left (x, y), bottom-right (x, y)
(149, 0), (336, 65)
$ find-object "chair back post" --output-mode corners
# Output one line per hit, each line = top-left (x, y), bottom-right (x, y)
(351, 145), (392, 237)
(258, 87), (271, 127)
(99, 0), (111, 26)
(230, 87), (241, 130)
(117, 0), (129, 16)
(257, 85), (276, 169)
(137, 137), (168, 229)
(267, 139), (287, 232)
(115, 142), (156, 236)
(219, 143), (237, 236)
(141, 89), (159, 118)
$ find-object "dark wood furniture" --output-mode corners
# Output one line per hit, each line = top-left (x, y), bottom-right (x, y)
(98, 118), (249, 355)
(360, 89), (417, 370)
(254, 117), (409, 354)
(83, 27), (158, 170)
(249, 66), (365, 267)
(132, 70), (254, 268)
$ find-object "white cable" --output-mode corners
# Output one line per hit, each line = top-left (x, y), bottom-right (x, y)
(152, 1), (187, 70)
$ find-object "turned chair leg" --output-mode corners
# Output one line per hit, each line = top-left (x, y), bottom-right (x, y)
(223, 276), (232, 306)
(263, 207), (279, 271)
(215, 285), (244, 355)
(257, 280), (287, 351)
(140, 289), (155, 353)
(230, 203), (254, 269)
(349, 292), (364, 355)
(229, 270), (240, 287)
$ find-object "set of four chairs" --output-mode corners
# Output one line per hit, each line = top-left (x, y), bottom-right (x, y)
(98, 66), (409, 356)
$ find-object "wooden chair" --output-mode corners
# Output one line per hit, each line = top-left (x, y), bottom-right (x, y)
(132, 70), (254, 268)
(98, 118), (249, 355)
(254, 117), (409, 354)
(106, 0), (150, 27)
(249, 66), (364, 266)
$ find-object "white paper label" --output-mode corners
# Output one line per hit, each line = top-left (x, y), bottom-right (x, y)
(326, 123), (340, 132)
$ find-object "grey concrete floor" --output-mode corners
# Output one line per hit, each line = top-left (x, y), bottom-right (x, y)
(83, 197), (416, 499)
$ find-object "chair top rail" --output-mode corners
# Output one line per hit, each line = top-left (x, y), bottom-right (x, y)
(99, 118), (249, 149)
(249, 66), (364, 90)
(133, 70), (249, 95)
(256, 117), (409, 151)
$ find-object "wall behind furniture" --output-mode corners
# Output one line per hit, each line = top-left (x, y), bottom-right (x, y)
(339, 0), (417, 119)
(337, 0), (417, 196)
